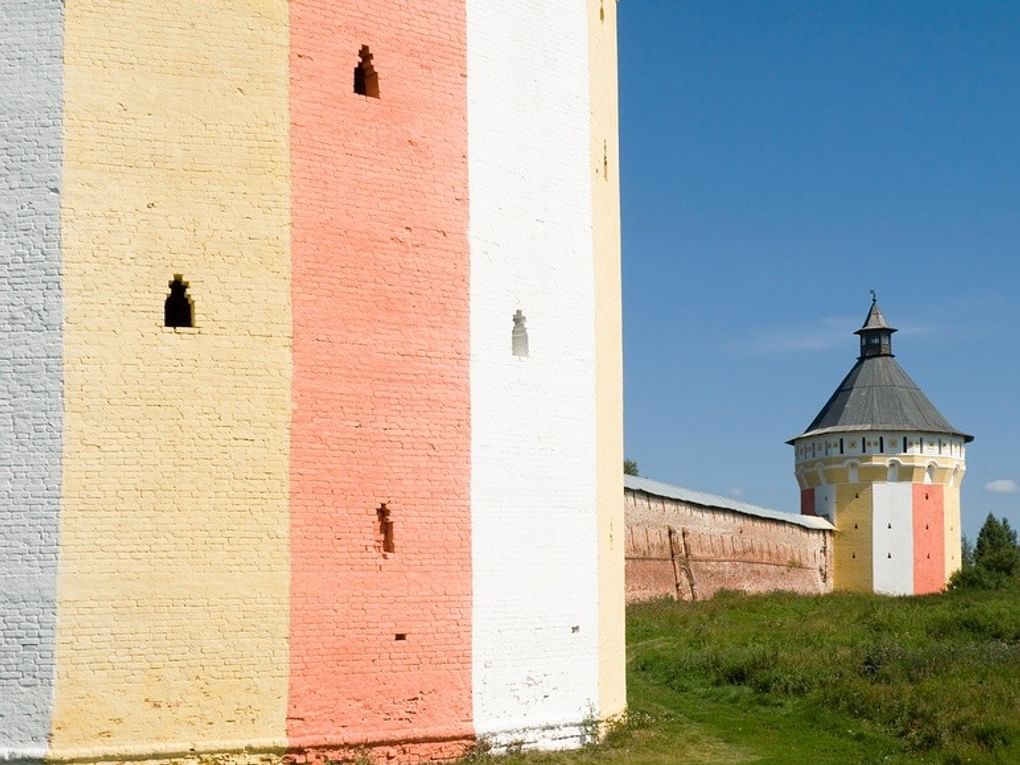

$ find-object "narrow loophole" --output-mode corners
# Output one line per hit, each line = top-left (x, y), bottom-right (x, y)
(377, 503), (395, 554)
(164, 274), (194, 327)
(354, 45), (380, 98)
(512, 309), (529, 357)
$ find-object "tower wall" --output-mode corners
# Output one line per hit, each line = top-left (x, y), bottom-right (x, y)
(0, 3), (623, 762)
(796, 432), (965, 595)
(287, 1), (473, 753)
(872, 483), (914, 595)
(944, 482), (962, 581)
(913, 484), (945, 594)
(588, 0), (627, 724)
(832, 484), (873, 592)
(53, 1), (294, 754)
(467, 0), (600, 747)
(0, 1), (64, 753)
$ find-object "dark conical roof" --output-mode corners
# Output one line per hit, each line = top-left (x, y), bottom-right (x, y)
(856, 299), (894, 334)
(789, 300), (972, 443)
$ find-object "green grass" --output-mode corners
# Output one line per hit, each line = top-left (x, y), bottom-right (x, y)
(463, 589), (1020, 765)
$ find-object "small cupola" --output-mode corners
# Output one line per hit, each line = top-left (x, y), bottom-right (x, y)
(854, 291), (896, 358)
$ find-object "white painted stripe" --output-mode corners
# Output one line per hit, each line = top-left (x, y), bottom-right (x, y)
(872, 483), (915, 595)
(468, 0), (600, 748)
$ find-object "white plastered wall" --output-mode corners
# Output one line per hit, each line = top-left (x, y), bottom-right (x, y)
(467, 0), (600, 750)
(872, 483), (914, 595)
(813, 483), (836, 524)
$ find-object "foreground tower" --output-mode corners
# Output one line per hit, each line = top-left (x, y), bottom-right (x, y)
(0, 1), (624, 762)
(790, 298), (972, 595)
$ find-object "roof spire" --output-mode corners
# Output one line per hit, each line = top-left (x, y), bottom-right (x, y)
(855, 294), (896, 357)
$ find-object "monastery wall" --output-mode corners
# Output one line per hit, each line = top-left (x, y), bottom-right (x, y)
(625, 482), (833, 603)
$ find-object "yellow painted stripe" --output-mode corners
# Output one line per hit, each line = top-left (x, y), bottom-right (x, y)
(589, 0), (627, 722)
(54, 1), (291, 753)
(944, 485), (962, 582)
(833, 485), (873, 592)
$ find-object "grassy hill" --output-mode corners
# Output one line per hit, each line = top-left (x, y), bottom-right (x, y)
(465, 589), (1020, 765)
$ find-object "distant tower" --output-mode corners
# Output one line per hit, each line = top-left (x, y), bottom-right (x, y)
(789, 298), (972, 595)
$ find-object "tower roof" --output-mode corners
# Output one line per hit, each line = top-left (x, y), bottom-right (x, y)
(789, 299), (973, 444)
(855, 296), (894, 334)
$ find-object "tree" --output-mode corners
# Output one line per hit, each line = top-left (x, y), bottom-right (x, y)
(949, 514), (1020, 590)
(973, 514), (1019, 577)
(960, 534), (974, 569)
(624, 459), (639, 477)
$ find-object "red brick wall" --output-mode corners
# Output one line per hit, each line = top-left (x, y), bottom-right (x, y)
(288, 0), (472, 755)
(625, 490), (833, 602)
(801, 487), (816, 515)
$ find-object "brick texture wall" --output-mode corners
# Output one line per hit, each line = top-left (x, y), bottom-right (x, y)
(0, 2), (622, 762)
(468, 0), (601, 749)
(53, 0), (293, 753)
(0, 2), (63, 755)
(287, 0), (473, 756)
(626, 490), (833, 603)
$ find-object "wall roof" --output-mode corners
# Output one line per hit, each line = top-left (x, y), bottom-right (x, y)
(624, 475), (834, 531)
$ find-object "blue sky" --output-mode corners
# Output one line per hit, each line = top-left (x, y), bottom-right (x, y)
(617, 0), (1020, 540)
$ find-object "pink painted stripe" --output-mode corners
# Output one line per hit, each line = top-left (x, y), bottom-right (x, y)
(287, 0), (473, 754)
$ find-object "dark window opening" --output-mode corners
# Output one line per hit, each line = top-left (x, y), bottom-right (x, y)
(879, 436), (884, 452)
(903, 436), (908, 452)
(377, 503), (395, 554)
(164, 274), (194, 327)
(394, 633), (407, 641)
(354, 45), (379, 97)
(512, 309), (529, 357)
(839, 438), (844, 455)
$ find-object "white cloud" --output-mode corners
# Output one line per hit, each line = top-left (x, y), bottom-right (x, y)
(985, 479), (1019, 494)
(727, 487), (744, 498)
(746, 316), (858, 354)
(745, 315), (936, 354)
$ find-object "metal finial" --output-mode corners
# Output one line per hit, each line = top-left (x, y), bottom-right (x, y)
(869, 289), (877, 304)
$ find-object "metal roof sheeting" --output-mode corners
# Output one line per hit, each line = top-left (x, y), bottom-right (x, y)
(793, 355), (972, 443)
(624, 475), (834, 531)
